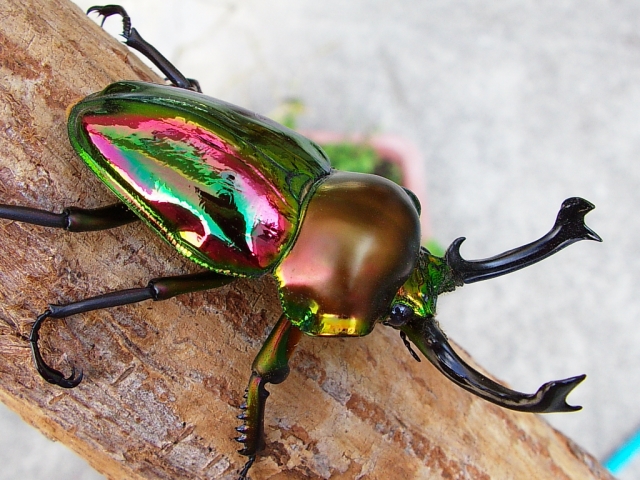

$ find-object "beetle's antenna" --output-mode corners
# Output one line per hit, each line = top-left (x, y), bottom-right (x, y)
(445, 197), (601, 284)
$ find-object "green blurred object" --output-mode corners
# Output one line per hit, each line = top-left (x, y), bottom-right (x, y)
(272, 98), (305, 130)
(321, 143), (403, 185)
(272, 99), (403, 186)
(424, 238), (445, 257)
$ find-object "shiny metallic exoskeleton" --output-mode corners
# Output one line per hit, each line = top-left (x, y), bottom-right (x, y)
(0, 6), (601, 479)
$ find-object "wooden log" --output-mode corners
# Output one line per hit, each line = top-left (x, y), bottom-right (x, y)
(0, 0), (613, 478)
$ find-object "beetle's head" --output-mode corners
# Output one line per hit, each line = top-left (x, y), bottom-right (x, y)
(386, 247), (456, 326)
(384, 197), (601, 414)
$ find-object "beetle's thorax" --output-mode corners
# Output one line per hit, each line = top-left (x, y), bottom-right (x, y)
(274, 171), (421, 336)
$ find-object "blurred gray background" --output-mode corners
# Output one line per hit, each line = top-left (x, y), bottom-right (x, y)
(1, 0), (639, 478)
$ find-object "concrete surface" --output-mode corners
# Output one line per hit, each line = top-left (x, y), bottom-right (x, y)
(1, 0), (639, 478)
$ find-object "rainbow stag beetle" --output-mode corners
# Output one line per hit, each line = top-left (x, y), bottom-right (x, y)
(0, 5), (602, 478)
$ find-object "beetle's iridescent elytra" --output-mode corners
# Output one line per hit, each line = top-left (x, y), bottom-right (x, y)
(0, 5), (601, 479)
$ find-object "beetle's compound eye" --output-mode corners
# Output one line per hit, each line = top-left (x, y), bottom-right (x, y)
(385, 304), (413, 327)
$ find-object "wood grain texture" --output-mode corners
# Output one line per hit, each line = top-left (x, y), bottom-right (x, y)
(0, 0), (613, 478)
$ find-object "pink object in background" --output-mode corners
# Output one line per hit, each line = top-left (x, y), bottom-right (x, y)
(301, 131), (430, 241)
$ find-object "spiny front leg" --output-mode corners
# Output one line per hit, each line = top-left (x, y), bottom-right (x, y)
(236, 313), (302, 479)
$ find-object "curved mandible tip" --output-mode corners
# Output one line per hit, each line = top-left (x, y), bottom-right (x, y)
(400, 318), (585, 413)
(445, 197), (601, 284)
(531, 375), (586, 413)
(29, 310), (83, 389)
(555, 197), (602, 242)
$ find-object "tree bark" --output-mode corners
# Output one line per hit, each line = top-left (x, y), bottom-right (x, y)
(0, 1), (613, 478)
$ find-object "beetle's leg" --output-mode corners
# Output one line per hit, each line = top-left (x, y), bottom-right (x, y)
(87, 5), (201, 92)
(237, 455), (255, 480)
(0, 203), (138, 232)
(446, 197), (601, 284)
(236, 314), (302, 476)
(30, 271), (234, 388)
(400, 317), (586, 413)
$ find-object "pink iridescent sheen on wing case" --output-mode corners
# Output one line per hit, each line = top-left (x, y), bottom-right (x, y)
(68, 82), (331, 276)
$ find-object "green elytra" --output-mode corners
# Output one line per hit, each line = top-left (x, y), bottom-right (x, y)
(0, 6), (602, 479)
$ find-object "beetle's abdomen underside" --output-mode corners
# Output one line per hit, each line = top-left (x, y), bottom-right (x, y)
(275, 171), (422, 336)
(68, 82), (331, 276)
